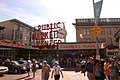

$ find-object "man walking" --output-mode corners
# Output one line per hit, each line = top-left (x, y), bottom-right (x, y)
(84, 57), (95, 80)
(41, 60), (51, 80)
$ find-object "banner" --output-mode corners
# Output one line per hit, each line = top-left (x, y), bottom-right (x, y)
(93, 0), (103, 24)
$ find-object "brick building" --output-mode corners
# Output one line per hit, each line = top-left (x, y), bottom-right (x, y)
(73, 18), (120, 56)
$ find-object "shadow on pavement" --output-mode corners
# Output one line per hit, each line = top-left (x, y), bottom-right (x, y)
(16, 76), (33, 80)
(62, 67), (76, 71)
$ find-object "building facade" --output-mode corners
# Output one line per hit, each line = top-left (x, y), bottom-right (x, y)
(0, 19), (37, 60)
(73, 18), (120, 45)
(0, 19), (34, 46)
(73, 18), (120, 57)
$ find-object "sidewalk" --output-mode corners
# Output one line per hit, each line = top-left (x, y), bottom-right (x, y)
(40, 68), (88, 80)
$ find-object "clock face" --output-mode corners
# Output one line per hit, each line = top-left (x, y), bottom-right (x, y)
(57, 28), (67, 39)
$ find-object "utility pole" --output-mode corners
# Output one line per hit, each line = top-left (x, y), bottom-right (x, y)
(92, 0), (103, 60)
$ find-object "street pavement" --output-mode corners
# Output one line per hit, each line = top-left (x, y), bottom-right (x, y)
(0, 68), (88, 80)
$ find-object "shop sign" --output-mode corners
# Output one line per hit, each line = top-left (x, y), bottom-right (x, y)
(33, 22), (67, 45)
(59, 43), (104, 50)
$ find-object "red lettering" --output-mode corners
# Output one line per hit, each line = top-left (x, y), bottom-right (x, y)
(53, 23), (57, 29)
(44, 41), (49, 45)
(49, 30), (53, 38)
(83, 44), (96, 48)
(53, 30), (57, 38)
(58, 40), (62, 43)
(40, 32), (44, 39)
(57, 22), (61, 28)
(50, 23), (52, 30)
(46, 24), (50, 30)
(38, 25), (41, 31)
(44, 32), (48, 38)
(54, 40), (57, 45)
(41, 40), (45, 44)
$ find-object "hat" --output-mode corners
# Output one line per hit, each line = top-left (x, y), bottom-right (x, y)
(43, 60), (47, 64)
(54, 61), (59, 64)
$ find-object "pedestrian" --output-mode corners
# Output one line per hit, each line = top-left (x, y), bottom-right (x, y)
(108, 60), (119, 80)
(94, 60), (102, 80)
(75, 58), (81, 72)
(84, 57), (95, 80)
(113, 56), (119, 69)
(42, 60), (51, 80)
(26, 60), (31, 77)
(100, 59), (106, 80)
(103, 58), (110, 80)
(51, 61), (64, 80)
(31, 60), (37, 79)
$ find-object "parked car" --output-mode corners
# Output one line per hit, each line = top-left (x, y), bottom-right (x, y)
(18, 60), (40, 69)
(0, 66), (8, 76)
(18, 60), (29, 67)
(3, 61), (26, 74)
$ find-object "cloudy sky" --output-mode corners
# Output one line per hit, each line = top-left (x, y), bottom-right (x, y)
(0, 0), (120, 42)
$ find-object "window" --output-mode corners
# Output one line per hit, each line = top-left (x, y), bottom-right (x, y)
(2, 34), (4, 39)
(20, 27), (23, 31)
(100, 28), (105, 35)
(107, 28), (111, 34)
(12, 29), (14, 39)
(84, 38), (91, 42)
(83, 29), (90, 35)
(86, 29), (90, 35)
(109, 38), (112, 44)
(20, 34), (22, 39)
(114, 28), (119, 33)
(25, 36), (29, 41)
(26, 29), (29, 34)
(83, 29), (86, 35)
(15, 30), (17, 40)
(25, 36), (27, 41)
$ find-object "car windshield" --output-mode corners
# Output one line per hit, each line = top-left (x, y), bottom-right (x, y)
(18, 60), (27, 65)
(12, 61), (20, 65)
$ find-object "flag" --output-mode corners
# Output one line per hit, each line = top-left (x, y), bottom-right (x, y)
(93, 0), (103, 24)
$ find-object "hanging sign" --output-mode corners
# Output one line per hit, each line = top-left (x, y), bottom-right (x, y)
(90, 25), (103, 37)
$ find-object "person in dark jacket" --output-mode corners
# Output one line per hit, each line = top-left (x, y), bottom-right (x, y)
(84, 57), (95, 80)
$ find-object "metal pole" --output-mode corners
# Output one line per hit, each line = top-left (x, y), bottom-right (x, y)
(93, 0), (100, 59)
(62, 22), (66, 42)
(96, 36), (100, 54)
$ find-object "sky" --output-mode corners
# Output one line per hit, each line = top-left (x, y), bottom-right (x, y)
(0, 0), (120, 42)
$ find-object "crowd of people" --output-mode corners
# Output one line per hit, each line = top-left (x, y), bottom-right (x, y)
(25, 59), (63, 80)
(25, 56), (120, 80)
(82, 56), (120, 80)
(4, 55), (120, 80)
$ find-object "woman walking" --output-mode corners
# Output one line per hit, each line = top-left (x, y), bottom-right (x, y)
(31, 60), (37, 79)
(51, 61), (64, 80)
(26, 60), (31, 77)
